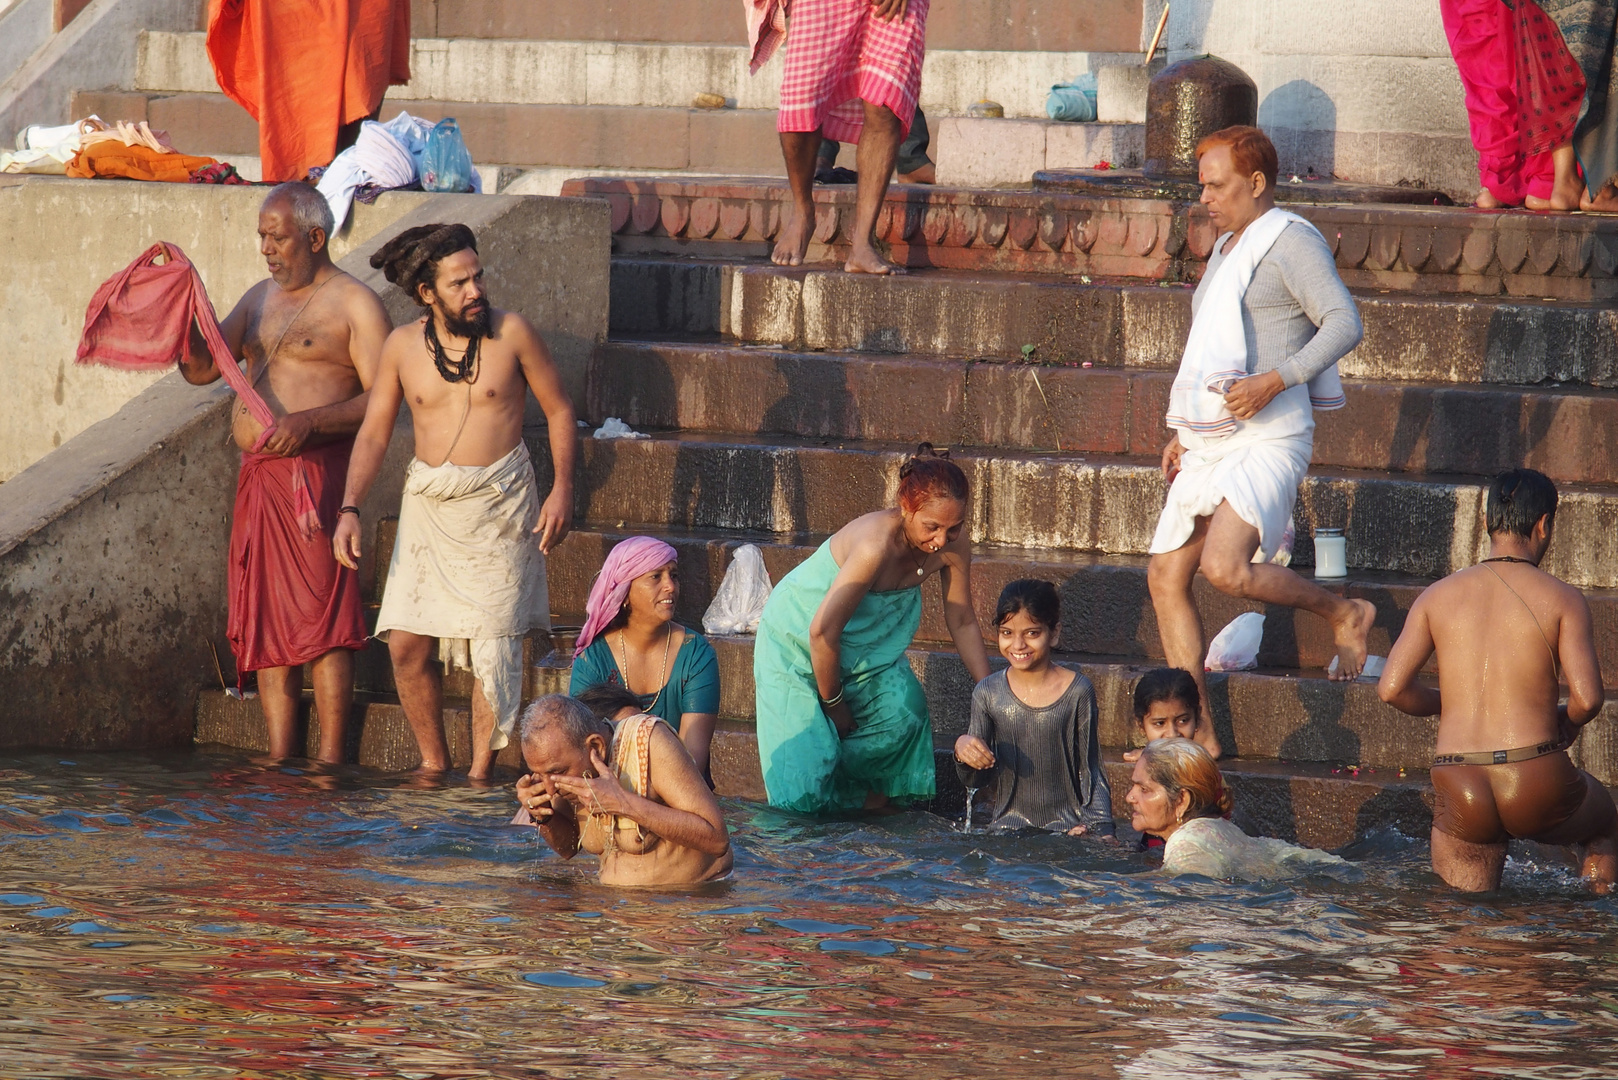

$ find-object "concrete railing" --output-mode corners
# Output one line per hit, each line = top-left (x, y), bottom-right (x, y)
(0, 0), (202, 144)
(0, 0), (53, 90)
(0, 177), (436, 482)
(0, 179), (609, 750)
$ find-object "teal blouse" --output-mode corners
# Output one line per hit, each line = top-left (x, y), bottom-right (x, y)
(568, 629), (721, 731)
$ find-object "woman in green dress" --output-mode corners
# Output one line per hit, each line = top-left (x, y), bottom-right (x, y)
(754, 446), (993, 815)
(570, 536), (720, 777)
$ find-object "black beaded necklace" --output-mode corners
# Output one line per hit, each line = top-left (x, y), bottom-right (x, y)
(1480, 555), (1539, 567)
(424, 315), (479, 383)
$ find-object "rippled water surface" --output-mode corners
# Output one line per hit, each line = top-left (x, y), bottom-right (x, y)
(4, 750), (1618, 1078)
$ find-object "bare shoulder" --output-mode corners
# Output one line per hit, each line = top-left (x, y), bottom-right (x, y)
(233, 277), (273, 316)
(382, 315), (426, 352)
(492, 309), (551, 352)
(648, 721), (705, 792)
(1542, 570), (1593, 612)
(837, 509), (897, 551)
(331, 271), (388, 313)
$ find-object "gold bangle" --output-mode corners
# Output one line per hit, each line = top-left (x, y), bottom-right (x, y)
(819, 686), (844, 709)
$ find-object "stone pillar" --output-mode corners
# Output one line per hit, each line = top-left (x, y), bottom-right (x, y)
(1143, 55), (1259, 178)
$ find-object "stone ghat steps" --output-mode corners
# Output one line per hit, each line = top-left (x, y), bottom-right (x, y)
(74, 91), (790, 178)
(408, 0), (1145, 53)
(590, 339), (1618, 484)
(534, 526), (1618, 678)
(345, 521), (1618, 781)
(191, 686), (1431, 850)
(136, 30), (1142, 122)
(613, 257), (1618, 389)
(536, 430), (1618, 588)
(568, 177), (1618, 299)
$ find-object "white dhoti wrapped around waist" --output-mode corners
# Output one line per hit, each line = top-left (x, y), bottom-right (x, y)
(376, 442), (551, 750)
(1150, 384), (1313, 563)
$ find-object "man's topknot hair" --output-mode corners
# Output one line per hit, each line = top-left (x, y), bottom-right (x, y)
(369, 223), (478, 306)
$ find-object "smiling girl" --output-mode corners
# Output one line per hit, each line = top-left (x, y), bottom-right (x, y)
(953, 579), (1115, 837)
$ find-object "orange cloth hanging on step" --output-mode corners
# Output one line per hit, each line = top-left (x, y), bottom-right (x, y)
(206, 0), (411, 183)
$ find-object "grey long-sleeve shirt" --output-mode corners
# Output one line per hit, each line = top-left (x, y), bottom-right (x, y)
(1192, 220), (1364, 389)
(957, 667), (1115, 836)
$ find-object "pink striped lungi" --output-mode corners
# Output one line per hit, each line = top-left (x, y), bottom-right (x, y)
(777, 0), (930, 143)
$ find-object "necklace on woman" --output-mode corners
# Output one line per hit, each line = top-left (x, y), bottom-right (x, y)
(905, 537), (929, 578)
(616, 622), (673, 713)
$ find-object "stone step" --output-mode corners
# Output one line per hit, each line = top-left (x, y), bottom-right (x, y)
(409, 0), (1145, 53)
(610, 257), (1618, 388)
(566, 177), (1618, 299)
(73, 91), (788, 175)
(588, 339), (1618, 484)
(937, 118), (1145, 188)
(546, 431), (1618, 588)
(137, 30), (1141, 121)
(191, 685), (1432, 849)
(542, 525), (1618, 678)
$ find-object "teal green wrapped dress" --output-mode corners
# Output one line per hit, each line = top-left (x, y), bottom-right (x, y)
(753, 540), (934, 815)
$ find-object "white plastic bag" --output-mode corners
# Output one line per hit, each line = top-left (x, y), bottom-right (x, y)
(1205, 612), (1264, 672)
(702, 544), (773, 635)
(1257, 516), (1296, 568)
(593, 417), (648, 440)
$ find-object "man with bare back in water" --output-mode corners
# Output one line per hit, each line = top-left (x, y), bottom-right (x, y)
(179, 181), (392, 765)
(1380, 469), (1618, 893)
(333, 223), (577, 780)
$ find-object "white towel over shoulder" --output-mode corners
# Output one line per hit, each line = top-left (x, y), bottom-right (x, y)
(1166, 208), (1345, 441)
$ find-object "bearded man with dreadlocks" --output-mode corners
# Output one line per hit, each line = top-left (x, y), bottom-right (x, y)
(333, 223), (578, 779)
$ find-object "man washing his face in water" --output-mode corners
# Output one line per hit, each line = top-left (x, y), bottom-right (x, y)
(513, 695), (733, 887)
(1379, 469), (1618, 893)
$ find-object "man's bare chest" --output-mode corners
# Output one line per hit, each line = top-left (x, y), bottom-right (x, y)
(400, 342), (525, 410)
(243, 296), (349, 372)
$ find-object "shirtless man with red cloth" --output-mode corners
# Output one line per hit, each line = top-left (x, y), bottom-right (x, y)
(179, 181), (392, 764)
(1379, 469), (1618, 893)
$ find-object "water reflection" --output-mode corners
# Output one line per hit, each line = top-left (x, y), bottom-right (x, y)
(1, 750), (1616, 1077)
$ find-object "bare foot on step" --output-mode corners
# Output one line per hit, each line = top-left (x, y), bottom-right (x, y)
(772, 206), (812, 266)
(1582, 180), (1618, 213)
(1328, 598), (1377, 681)
(1474, 188), (1506, 209)
(844, 242), (906, 275)
(1526, 169), (1586, 212)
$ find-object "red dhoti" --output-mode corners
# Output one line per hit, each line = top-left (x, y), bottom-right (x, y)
(777, 0), (930, 143)
(1442, 0), (1585, 204)
(227, 441), (367, 674)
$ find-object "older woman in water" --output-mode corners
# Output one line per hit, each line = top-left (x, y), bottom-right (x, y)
(1128, 738), (1351, 880)
(753, 445), (993, 815)
(570, 536), (720, 777)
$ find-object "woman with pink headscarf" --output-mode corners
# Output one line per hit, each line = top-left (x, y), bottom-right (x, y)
(569, 536), (720, 776)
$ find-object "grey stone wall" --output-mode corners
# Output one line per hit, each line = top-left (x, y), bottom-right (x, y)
(0, 186), (609, 749)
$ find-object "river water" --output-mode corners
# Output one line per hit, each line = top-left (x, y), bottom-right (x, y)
(2, 749), (1617, 1078)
